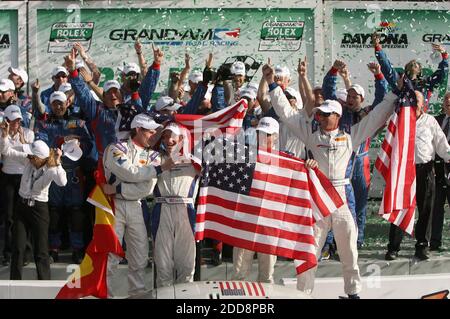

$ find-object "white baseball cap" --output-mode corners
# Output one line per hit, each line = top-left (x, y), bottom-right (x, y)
(312, 85), (322, 92)
(162, 122), (182, 136)
(50, 91), (68, 104)
(275, 65), (291, 79)
(4, 104), (22, 121)
(336, 88), (348, 101)
(8, 67), (28, 84)
(58, 83), (73, 93)
(52, 66), (69, 77)
(62, 139), (83, 161)
(130, 113), (161, 130)
(103, 80), (121, 93)
(239, 87), (257, 101)
(313, 99), (343, 116)
(188, 70), (203, 84)
(231, 61), (246, 76)
(348, 84), (365, 99)
(256, 117), (280, 135)
(155, 96), (182, 112)
(123, 62), (140, 75)
(23, 140), (50, 159)
(0, 79), (15, 92)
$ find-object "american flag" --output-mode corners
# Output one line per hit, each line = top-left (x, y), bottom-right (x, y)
(174, 99), (248, 168)
(195, 139), (344, 274)
(375, 89), (417, 235)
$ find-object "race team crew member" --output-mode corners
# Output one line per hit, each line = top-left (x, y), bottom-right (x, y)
(151, 123), (200, 287)
(322, 60), (388, 247)
(264, 63), (398, 299)
(34, 91), (93, 264)
(103, 113), (174, 297)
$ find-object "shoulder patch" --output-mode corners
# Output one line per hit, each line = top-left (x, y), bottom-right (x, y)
(149, 151), (159, 162)
(114, 142), (128, 154)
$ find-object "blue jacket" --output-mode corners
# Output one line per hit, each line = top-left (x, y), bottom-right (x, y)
(69, 71), (143, 158)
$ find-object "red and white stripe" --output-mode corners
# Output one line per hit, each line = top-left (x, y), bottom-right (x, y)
(175, 99), (247, 135)
(375, 105), (416, 235)
(195, 150), (344, 274)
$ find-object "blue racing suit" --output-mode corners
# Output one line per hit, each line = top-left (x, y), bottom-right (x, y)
(34, 114), (93, 251)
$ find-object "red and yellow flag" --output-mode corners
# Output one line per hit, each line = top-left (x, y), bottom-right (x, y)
(56, 185), (124, 299)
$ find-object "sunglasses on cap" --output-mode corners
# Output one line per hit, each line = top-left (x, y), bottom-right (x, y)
(317, 111), (337, 117)
(54, 73), (68, 79)
(126, 72), (139, 79)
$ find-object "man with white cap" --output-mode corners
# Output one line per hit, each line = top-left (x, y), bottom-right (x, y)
(66, 48), (146, 183)
(0, 135), (67, 280)
(322, 60), (388, 249)
(232, 116), (280, 283)
(0, 79), (17, 110)
(34, 90), (93, 264)
(0, 105), (34, 265)
(146, 122), (200, 287)
(154, 96), (183, 117)
(263, 62), (398, 299)
(102, 113), (174, 296)
(40, 66), (69, 114)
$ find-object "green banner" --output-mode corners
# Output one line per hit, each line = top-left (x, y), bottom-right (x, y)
(34, 7), (315, 93)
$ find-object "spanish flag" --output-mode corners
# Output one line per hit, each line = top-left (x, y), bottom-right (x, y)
(56, 185), (124, 299)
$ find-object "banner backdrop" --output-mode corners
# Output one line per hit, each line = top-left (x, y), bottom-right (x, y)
(329, 7), (450, 123)
(29, 4), (317, 100)
(0, 8), (18, 75)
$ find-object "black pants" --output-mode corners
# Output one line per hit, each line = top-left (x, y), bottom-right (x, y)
(10, 198), (51, 280)
(2, 173), (21, 259)
(430, 181), (450, 248)
(2, 173), (33, 261)
(387, 162), (435, 252)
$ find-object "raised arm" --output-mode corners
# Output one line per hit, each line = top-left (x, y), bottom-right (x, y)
(367, 62), (388, 110)
(322, 60), (346, 100)
(426, 43), (449, 90)
(373, 32), (399, 91)
(339, 64), (352, 90)
(134, 39), (148, 79)
(31, 79), (46, 115)
(139, 44), (163, 109)
(66, 48), (98, 121)
(257, 74), (272, 114)
(298, 56), (316, 117)
(79, 67), (104, 103)
(73, 42), (102, 85)
(178, 53), (191, 90)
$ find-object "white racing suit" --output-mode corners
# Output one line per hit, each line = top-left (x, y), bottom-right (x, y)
(232, 248), (277, 283)
(270, 85), (397, 295)
(151, 156), (199, 287)
(103, 137), (161, 297)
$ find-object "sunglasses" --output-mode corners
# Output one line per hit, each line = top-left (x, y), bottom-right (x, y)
(317, 112), (334, 117)
(54, 74), (68, 79)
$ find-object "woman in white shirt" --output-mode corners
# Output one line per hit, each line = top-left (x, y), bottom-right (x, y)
(0, 121), (66, 279)
(0, 105), (34, 266)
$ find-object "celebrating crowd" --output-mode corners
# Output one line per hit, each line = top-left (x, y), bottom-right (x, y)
(0, 31), (448, 298)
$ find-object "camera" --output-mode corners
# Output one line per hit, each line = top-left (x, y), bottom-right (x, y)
(217, 56), (262, 83)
